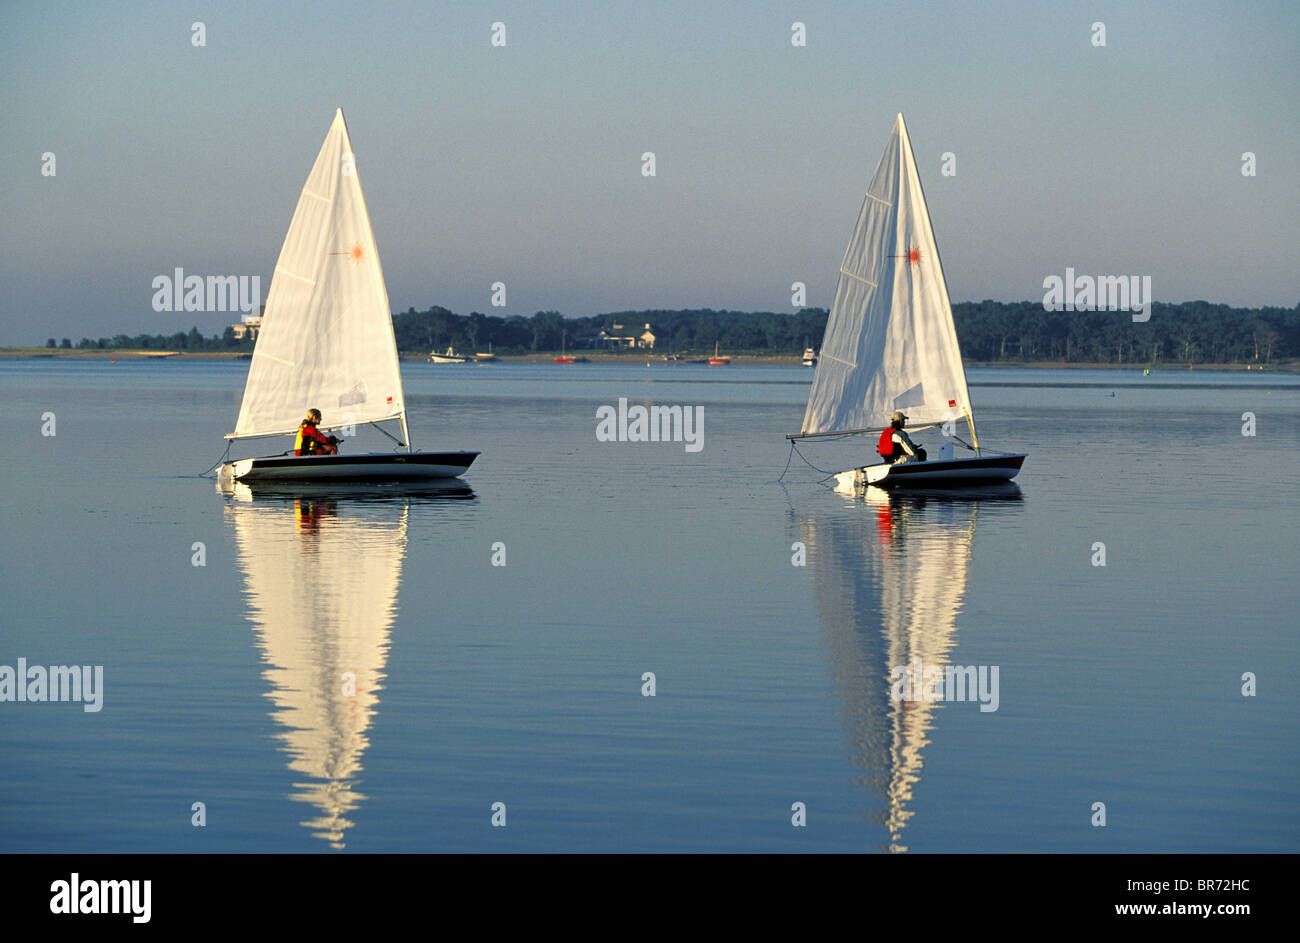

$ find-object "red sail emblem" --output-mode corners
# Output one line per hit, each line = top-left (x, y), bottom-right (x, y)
(328, 242), (366, 263)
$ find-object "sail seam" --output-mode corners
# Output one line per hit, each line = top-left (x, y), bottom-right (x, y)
(302, 187), (331, 204)
(865, 191), (892, 207)
(839, 268), (877, 288)
(822, 352), (856, 368)
(256, 352), (296, 367)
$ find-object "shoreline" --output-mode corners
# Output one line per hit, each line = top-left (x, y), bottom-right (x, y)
(3, 347), (1295, 372)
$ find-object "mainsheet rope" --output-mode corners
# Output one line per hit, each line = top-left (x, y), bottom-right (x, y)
(194, 441), (233, 478)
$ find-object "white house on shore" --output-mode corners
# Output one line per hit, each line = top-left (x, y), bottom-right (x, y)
(231, 307), (265, 341)
(599, 322), (656, 349)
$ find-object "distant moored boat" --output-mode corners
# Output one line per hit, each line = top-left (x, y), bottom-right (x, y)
(555, 330), (580, 363)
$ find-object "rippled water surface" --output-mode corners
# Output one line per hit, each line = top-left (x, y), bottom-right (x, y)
(1, 361), (1296, 852)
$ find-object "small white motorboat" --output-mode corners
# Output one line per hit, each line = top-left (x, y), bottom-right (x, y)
(429, 346), (470, 363)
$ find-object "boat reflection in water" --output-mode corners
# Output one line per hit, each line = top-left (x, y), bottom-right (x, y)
(797, 483), (1022, 852)
(219, 479), (471, 849)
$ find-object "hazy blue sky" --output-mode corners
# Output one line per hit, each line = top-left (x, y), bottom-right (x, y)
(2, 0), (1296, 344)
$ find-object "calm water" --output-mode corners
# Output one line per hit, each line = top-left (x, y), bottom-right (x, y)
(1, 360), (1297, 852)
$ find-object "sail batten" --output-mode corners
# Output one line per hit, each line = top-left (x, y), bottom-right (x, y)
(274, 267), (316, 285)
(231, 109), (406, 440)
(800, 114), (972, 438)
(839, 268), (878, 288)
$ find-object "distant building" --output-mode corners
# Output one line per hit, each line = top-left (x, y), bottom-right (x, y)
(599, 322), (656, 349)
(231, 306), (265, 341)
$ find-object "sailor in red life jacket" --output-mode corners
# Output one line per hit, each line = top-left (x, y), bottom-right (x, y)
(295, 408), (340, 456)
(878, 410), (927, 465)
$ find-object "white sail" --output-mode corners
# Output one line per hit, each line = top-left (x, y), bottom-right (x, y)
(801, 114), (972, 437)
(230, 109), (404, 439)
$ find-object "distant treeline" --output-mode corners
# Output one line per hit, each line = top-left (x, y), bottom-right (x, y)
(49, 326), (250, 353)
(51, 299), (1300, 363)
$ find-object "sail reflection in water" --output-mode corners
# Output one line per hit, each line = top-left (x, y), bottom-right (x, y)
(798, 484), (1022, 852)
(223, 483), (416, 849)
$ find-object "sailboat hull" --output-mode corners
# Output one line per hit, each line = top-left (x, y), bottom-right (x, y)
(835, 454), (1025, 491)
(221, 451), (479, 483)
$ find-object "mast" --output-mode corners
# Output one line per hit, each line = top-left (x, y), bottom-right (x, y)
(963, 407), (979, 452)
(399, 411), (412, 453)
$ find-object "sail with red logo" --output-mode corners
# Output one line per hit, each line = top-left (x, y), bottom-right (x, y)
(218, 109), (479, 484)
(788, 114), (1025, 489)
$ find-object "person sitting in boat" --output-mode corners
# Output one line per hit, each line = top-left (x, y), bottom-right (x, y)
(295, 409), (340, 456)
(878, 411), (927, 465)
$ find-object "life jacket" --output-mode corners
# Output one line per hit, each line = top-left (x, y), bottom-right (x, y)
(878, 427), (897, 457)
(295, 422), (322, 456)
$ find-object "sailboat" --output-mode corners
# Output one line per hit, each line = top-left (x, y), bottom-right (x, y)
(789, 114), (1025, 489)
(708, 341), (730, 366)
(219, 109), (478, 483)
(554, 329), (581, 363)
